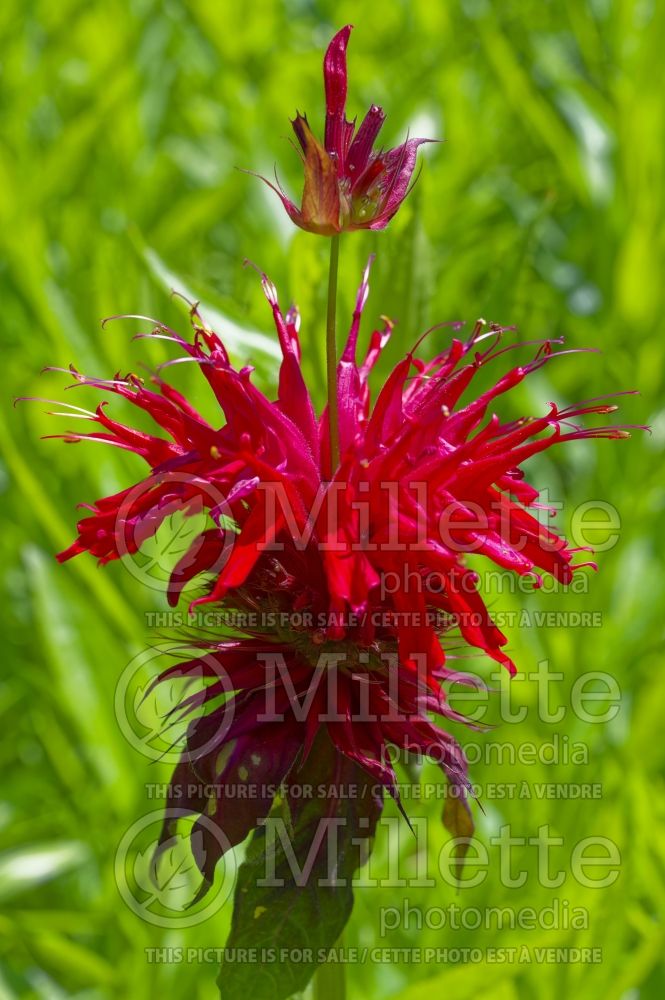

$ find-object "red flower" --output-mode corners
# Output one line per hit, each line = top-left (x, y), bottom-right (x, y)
(46, 262), (635, 891)
(257, 25), (433, 234)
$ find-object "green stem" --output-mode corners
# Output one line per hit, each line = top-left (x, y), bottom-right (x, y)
(316, 240), (344, 997)
(326, 234), (341, 473)
(312, 938), (346, 1000)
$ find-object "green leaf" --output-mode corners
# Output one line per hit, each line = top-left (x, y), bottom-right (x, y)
(218, 733), (382, 999)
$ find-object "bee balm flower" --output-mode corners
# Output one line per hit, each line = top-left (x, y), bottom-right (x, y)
(44, 262), (637, 890)
(257, 25), (433, 234)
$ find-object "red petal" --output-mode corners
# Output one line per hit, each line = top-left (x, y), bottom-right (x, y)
(323, 25), (354, 164)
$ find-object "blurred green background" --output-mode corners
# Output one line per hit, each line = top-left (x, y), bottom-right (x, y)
(1, 0), (664, 997)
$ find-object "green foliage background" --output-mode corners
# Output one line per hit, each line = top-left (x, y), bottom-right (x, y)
(1, 0), (664, 997)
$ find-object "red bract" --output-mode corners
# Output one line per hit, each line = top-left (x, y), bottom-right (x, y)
(47, 262), (635, 891)
(257, 25), (433, 234)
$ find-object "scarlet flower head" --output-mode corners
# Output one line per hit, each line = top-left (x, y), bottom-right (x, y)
(42, 261), (639, 892)
(259, 25), (433, 234)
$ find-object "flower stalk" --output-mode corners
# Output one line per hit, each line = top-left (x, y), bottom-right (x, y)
(326, 233), (341, 472)
(313, 946), (346, 1000)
